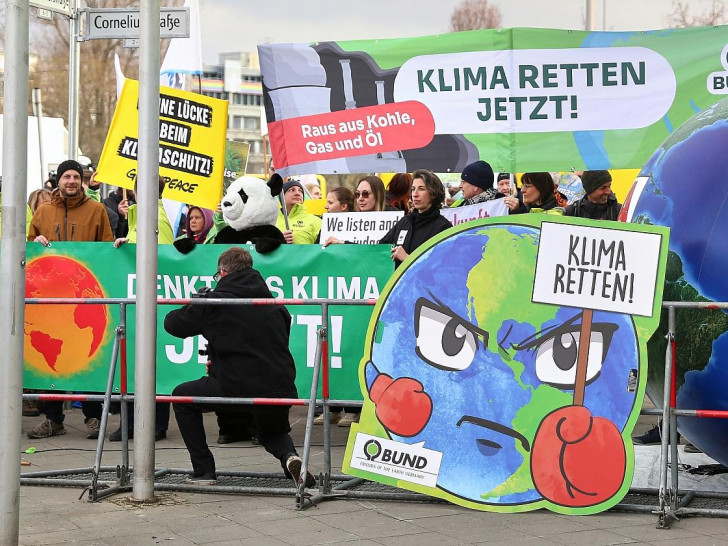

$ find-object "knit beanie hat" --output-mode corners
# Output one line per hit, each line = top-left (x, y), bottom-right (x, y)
(581, 170), (612, 194)
(461, 160), (495, 191)
(282, 179), (304, 194)
(56, 159), (84, 182)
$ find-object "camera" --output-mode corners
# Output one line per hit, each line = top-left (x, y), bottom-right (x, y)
(191, 286), (213, 298)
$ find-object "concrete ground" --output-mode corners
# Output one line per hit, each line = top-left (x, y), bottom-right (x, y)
(13, 403), (728, 546)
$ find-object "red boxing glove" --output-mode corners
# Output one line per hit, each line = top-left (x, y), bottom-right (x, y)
(531, 405), (626, 507)
(369, 374), (432, 437)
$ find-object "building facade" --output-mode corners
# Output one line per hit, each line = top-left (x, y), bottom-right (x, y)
(200, 51), (268, 176)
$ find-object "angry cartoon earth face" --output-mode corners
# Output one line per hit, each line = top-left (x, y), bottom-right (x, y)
(357, 219), (643, 511)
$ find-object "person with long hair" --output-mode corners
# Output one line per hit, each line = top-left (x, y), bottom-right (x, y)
(380, 169), (452, 268)
(28, 188), (52, 212)
(355, 175), (386, 212)
(385, 173), (412, 213)
(504, 172), (564, 215)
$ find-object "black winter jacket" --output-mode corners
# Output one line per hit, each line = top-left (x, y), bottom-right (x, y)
(564, 194), (622, 221)
(164, 268), (297, 398)
(380, 205), (452, 268)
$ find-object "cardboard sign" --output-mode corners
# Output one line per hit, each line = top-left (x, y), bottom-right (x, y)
(320, 211), (404, 244)
(342, 215), (670, 514)
(97, 79), (228, 210)
(533, 221), (664, 317)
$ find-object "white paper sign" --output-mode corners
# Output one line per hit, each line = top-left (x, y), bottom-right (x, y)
(320, 211), (404, 244)
(533, 222), (663, 317)
(440, 199), (509, 226)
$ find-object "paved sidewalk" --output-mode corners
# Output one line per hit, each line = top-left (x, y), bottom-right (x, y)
(15, 407), (728, 546)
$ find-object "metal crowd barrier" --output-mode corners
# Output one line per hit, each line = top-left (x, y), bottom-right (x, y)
(19, 297), (728, 525)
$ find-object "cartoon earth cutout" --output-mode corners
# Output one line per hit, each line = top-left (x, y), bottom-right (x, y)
(347, 217), (656, 513)
(24, 255), (108, 376)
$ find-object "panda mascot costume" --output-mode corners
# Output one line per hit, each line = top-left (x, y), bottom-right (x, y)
(174, 174), (287, 254)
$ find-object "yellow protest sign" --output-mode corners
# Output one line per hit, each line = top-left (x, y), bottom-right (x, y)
(97, 79), (228, 210)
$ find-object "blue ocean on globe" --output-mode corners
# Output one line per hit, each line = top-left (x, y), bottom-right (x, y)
(368, 222), (640, 506)
(627, 97), (728, 466)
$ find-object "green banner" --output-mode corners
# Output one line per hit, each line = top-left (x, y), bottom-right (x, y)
(22, 243), (393, 399)
(260, 25), (728, 174)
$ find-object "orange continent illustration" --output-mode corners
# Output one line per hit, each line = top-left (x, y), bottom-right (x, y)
(24, 256), (108, 376)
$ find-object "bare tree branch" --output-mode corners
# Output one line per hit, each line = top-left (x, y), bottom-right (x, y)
(664, 0), (726, 27)
(450, 0), (503, 32)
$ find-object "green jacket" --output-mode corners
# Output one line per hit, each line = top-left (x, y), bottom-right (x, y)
(126, 200), (174, 244)
(275, 203), (321, 245)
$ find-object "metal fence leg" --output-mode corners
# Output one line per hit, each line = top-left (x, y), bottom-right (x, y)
(657, 305), (677, 529)
(296, 304), (326, 509)
(86, 325), (122, 501)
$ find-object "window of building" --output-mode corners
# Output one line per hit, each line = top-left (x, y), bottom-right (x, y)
(243, 116), (260, 131)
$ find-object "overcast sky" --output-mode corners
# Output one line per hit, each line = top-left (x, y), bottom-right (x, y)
(197, 0), (710, 63)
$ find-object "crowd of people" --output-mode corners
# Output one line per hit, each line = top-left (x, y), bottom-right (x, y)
(19, 156), (626, 484)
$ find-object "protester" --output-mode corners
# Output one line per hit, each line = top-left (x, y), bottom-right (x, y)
(564, 170), (622, 220)
(28, 188), (52, 212)
(103, 187), (134, 239)
(165, 247), (316, 487)
(276, 179), (321, 244)
(385, 173), (412, 213)
(305, 182), (322, 200)
(381, 169), (452, 268)
(355, 176), (386, 212)
(177, 206), (215, 244)
(496, 173), (514, 197)
(113, 176), (174, 246)
(316, 186), (356, 424)
(451, 160), (501, 207)
(27, 159), (114, 440)
(504, 172), (564, 215)
(325, 187), (355, 214)
(110, 176), (175, 440)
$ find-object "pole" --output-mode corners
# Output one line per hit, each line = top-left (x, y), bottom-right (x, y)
(0, 1), (29, 543)
(32, 88), (46, 183)
(133, 0), (161, 501)
(68, 0), (81, 159)
(585, 0), (595, 31)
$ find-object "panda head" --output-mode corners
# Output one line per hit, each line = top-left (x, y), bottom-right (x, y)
(221, 173), (283, 231)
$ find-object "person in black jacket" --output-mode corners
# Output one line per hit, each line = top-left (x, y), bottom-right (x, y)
(564, 170), (622, 221)
(380, 169), (452, 268)
(164, 247), (315, 487)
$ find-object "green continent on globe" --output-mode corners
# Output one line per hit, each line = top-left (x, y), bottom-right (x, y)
(647, 251), (728, 389)
(467, 228), (558, 386)
(483, 384), (572, 500)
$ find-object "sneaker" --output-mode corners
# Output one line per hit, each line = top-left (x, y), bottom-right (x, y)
(286, 455), (316, 488)
(684, 442), (702, 453)
(155, 430), (167, 441)
(85, 418), (101, 440)
(27, 419), (66, 439)
(314, 411), (342, 425)
(186, 472), (217, 485)
(337, 412), (360, 428)
(22, 400), (40, 417)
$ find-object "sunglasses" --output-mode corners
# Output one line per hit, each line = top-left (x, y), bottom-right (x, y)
(354, 190), (372, 198)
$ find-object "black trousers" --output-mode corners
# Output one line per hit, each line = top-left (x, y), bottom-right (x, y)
(43, 400), (101, 425)
(172, 376), (297, 477)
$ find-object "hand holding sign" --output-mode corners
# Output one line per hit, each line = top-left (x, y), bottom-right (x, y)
(531, 405), (625, 507)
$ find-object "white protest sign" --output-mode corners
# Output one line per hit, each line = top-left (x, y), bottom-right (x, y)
(532, 221), (663, 317)
(440, 199), (508, 226)
(321, 211), (404, 244)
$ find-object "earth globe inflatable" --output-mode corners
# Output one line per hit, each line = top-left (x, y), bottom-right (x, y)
(621, 97), (728, 466)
